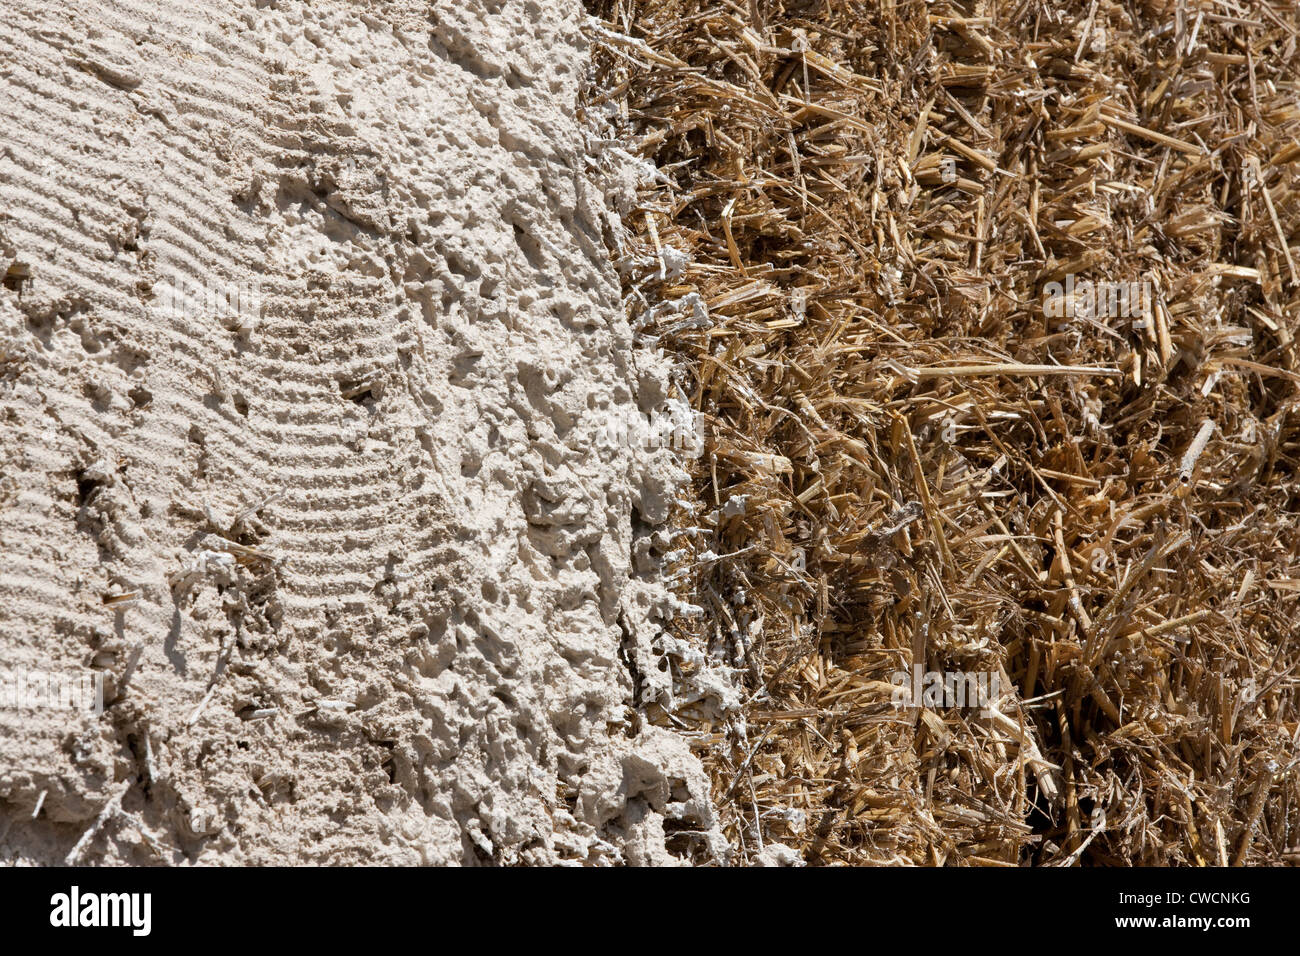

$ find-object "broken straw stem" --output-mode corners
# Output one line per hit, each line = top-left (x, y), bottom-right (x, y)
(902, 362), (1121, 380)
(65, 780), (131, 864)
(1179, 419), (1216, 483)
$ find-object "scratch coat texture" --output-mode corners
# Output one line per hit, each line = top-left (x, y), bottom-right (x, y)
(0, 0), (722, 865)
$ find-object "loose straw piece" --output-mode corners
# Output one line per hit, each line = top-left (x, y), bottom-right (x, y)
(1100, 114), (1204, 155)
(901, 362), (1121, 380)
(1179, 419), (1216, 483)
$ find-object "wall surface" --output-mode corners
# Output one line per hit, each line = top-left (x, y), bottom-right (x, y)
(0, 0), (721, 865)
